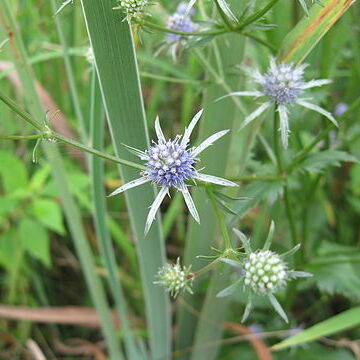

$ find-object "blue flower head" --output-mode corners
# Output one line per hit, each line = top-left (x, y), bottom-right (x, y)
(109, 110), (237, 234)
(219, 57), (338, 149)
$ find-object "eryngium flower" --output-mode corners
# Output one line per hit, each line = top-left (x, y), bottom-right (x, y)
(217, 222), (312, 323)
(154, 258), (194, 297)
(244, 250), (287, 295)
(166, 2), (197, 44)
(219, 57), (338, 149)
(114, 0), (148, 21)
(108, 109), (237, 234)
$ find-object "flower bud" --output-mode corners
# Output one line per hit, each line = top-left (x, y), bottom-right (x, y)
(154, 258), (194, 297)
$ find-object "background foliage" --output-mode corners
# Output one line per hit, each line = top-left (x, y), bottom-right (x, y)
(0, 0), (359, 359)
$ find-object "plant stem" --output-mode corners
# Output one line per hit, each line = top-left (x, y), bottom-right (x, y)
(193, 257), (223, 278)
(0, 91), (46, 132)
(273, 109), (283, 173)
(0, 90), (146, 171)
(0, 134), (42, 140)
(273, 110), (299, 251)
(237, 0), (281, 31)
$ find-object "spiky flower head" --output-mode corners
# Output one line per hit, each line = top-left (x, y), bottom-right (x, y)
(145, 138), (197, 188)
(108, 110), (237, 235)
(154, 258), (194, 297)
(244, 250), (287, 295)
(219, 57), (337, 149)
(217, 222), (312, 323)
(262, 62), (305, 105)
(116, 0), (148, 21)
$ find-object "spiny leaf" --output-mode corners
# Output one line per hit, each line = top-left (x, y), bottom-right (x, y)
(301, 150), (358, 173)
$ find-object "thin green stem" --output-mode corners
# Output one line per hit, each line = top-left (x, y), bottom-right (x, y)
(51, 0), (87, 141)
(193, 257), (223, 278)
(0, 91), (46, 132)
(214, 0), (236, 30)
(273, 109), (299, 252)
(273, 109), (283, 173)
(140, 20), (227, 36)
(207, 187), (232, 250)
(0, 134), (42, 140)
(237, 0), (281, 31)
(0, 90), (146, 171)
(227, 174), (285, 182)
(53, 133), (146, 171)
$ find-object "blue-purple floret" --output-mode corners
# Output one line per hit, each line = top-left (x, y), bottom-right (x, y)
(262, 63), (305, 105)
(166, 3), (197, 43)
(145, 139), (197, 188)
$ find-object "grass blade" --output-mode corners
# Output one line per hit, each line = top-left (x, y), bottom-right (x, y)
(279, 0), (356, 64)
(89, 68), (139, 358)
(272, 306), (360, 350)
(79, 1), (170, 358)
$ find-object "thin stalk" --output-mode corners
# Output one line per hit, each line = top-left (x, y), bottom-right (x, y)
(194, 49), (246, 115)
(227, 174), (285, 182)
(0, 134), (42, 140)
(273, 109), (283, 173)
(50, 0), (87, 140)
(0, 90), (146, 171)
(273, 110), (298, 250)
(214, 0), (236, 30)
(0, 91), (46, 132)
(237, 0), (281, 30)
(193, 257), (223, 278)
(141, 20), (227, 36)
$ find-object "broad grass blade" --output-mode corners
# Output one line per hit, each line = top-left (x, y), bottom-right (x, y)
(279, 0), (356, 64)
(273, 306), (360, 350)
(80, 1), (170, 358)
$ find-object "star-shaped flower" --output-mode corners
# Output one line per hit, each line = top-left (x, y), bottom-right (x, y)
(163, 2), (198, 61)
(217, 222), (312, 323)
(109, 110), (237, 235)
(219, 57), (338, 149)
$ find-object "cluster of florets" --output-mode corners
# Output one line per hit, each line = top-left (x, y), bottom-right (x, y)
(244, 250), (288, 295)
(117, 0), (148, 20)
(166, 2), (197, 43)
(262, 62), (305, 105)
(154, 258), (194, 297)
(144, 138), (197, 188)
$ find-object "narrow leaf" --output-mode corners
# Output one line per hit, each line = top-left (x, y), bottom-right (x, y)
(273, 306), (360, 350)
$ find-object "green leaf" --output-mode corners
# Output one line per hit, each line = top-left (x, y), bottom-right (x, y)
(301, 150), (358, 173)
(273, 306), (360, 350)
(279, 0), (355, 64)
(19, 217), (51, 267)
(80, 1), (170, 357)
(31, 198), (65, 235)
(0, 150), (28, 193)
(0, 229), (22, 271)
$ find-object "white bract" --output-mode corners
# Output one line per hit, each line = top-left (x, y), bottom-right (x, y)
(219, 57), (338, 149)
(108, 110), (237, 235)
